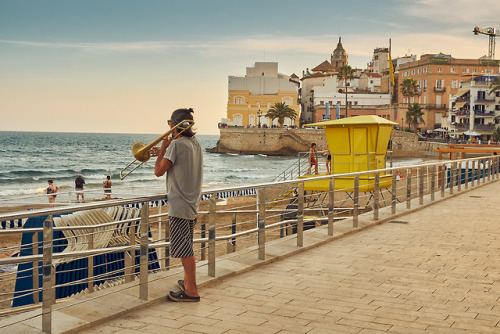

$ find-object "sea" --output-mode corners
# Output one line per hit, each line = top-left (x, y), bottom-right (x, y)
(0, 131), (299, 205)
(0, 131), (426, 206)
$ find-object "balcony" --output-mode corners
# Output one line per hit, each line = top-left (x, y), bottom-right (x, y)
(434, 87), (446, 93)
(475, 99), (496, 103)
(422, 104), (447, 109)
(453, 123), (496, 131)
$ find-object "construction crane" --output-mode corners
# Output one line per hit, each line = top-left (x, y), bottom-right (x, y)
(473, 26), (500, 59)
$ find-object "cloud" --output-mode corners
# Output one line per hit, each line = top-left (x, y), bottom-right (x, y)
(402, 0), (500, 25)
(0, 29), (488, 68)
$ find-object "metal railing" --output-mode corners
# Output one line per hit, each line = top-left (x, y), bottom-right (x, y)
(0, 155), (499, 333)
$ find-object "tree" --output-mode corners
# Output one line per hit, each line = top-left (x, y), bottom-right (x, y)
(266, 102), (297, 127)
(492, 127), (500, 142)
(406, 102), (425, 133)
(400, 78), (419, 103)
(489, 78), (500, 95)
(337, 65), (355, 118)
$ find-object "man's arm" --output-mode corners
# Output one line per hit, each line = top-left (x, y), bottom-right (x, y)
(153, 137), (173, 177)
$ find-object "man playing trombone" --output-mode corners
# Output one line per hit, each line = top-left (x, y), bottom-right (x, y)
(151, 108), (203, 302)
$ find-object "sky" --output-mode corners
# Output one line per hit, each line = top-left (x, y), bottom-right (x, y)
(1, 0), (499, 135)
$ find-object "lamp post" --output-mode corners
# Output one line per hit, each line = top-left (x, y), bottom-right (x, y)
(257, 109), (262, 128)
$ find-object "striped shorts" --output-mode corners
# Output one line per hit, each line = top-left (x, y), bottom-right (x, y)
(169, 216), (196, 258)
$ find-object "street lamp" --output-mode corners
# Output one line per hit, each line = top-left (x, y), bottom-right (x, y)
(257, 109), (262, 128)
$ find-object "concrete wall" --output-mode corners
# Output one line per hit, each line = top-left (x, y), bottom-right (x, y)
(207, 128), (445, 158)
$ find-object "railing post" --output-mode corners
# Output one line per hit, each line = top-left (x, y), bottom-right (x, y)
(164, 222), (170, 270)
(297, 183), (304, 247)
(87, 227), (94, 293)
(406, 168), (412, 209)
(391, 171), (396, 214)
(374, 172), (379, 220)
(200, 216), (206, 261)
(32, 232), (39, 304)
(465, 160), (469, 189)
(208, 196), (216, 277)
(139, 204), (149, 300)
(457, 162), (462, 192)
(483, 159), (486, 184)
(328, 178), (335, 236)
(449, 162), (455, 195)
(227, 213), (236, 253)
(471, 160), (476, 187)
(353, 176), (359, 228)
(441, 164), (446, 197)
(488, 158), (492, 182)
(496, 156), (499, 179)
(42, 215), (54, 334)
(419, 167), (424, 205)
(257, 188), (266, 260)
(431, 165), (436, 201)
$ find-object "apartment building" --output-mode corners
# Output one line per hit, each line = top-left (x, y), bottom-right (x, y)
(397, 53), (499, 130)
(448, 75), (500, 140)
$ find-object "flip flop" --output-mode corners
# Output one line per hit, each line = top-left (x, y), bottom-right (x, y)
(177, 280), (185, 292)
(168, 290), (200, 302)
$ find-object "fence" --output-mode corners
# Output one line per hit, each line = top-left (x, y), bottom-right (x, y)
(0, 155), (498, 333)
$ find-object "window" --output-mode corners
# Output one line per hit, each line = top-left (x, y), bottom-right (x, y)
(423, 95), (427, 104)
(424, 68), (428, 73)
(234, 96), (245, 104)
(485, 69), (490, 74)
(411, 70), (415, 75)
(451, 80), (458, 88)
(450, 67), (457, 73)
(436, 79), (444, 89)
(437, 67), (443, 73)
(423, 80), (427, 90)
(462, 68), (469, 73)
(472, 68), (477, 73)
(477, 91), (486, 100)
(418, 69), (421, 74)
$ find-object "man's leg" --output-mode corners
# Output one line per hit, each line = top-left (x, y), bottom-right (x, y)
(181, 256), (199, 297)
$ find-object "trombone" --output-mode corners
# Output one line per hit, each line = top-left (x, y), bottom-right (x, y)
(119, 119), (194, 180)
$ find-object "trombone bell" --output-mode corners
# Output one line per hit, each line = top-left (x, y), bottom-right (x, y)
(119, 119), (194, 180)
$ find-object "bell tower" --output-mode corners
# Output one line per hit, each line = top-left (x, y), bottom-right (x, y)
(331, 37), (348, 69)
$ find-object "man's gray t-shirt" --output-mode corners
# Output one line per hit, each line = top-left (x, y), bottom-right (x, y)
(163, 136), (203, 220)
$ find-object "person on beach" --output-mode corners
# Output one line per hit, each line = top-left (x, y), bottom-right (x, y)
(308, 143), (318, 174)
(75, 175), (85, 202)
(152, 108), (203, 302)
(323, 145), (331, 174)
(103, 175), (112, 200)
(46, 179), (59, 207)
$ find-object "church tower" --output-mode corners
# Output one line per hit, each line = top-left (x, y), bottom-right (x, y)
(331, 37), (348, 69)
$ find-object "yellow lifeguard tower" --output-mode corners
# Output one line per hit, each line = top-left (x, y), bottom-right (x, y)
(301, 115), (397, 192)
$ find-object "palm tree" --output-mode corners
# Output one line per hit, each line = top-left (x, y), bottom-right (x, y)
(266, 102), (297, 127)
(406, 102), (425, 133)
(400, 78), (419, 103)
(337, 65), (355, 118)
(489, 78), (500, 95)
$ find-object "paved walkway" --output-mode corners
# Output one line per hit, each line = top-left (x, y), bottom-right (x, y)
(79, 181), (500, 334)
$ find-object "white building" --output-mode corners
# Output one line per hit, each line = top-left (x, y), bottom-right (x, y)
(448, 75), (500, 140)
(313, 77), (390, 109)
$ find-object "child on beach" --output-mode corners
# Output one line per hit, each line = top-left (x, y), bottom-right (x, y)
(46, 179), (59, 207)
(103, 175), (112, 200)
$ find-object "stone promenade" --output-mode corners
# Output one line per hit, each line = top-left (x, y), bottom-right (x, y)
(80, 181), (500, 334)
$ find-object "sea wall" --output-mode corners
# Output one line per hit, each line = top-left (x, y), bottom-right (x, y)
(390, 131), (447, 158)
(206, 128), (328, 155)
(207, 128), (444, 158)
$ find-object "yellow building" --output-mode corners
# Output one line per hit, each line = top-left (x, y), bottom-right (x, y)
(226, 62), (300, 127)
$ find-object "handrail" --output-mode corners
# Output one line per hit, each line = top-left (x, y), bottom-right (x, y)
(0, 154), (498, 334)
